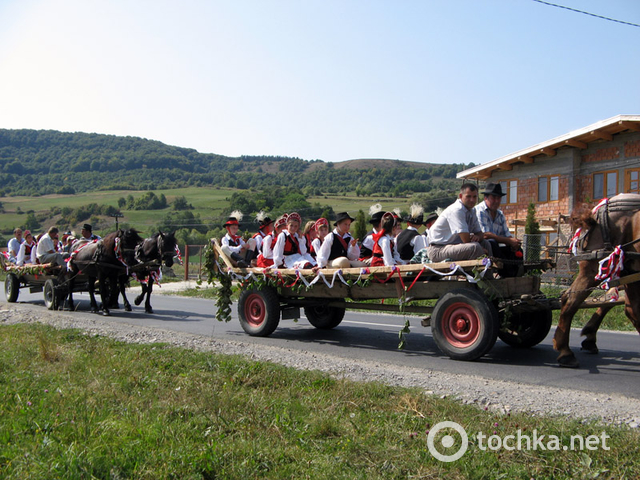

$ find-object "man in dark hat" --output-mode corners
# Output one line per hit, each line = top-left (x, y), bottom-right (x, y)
(316, 212), (365, 268)
(81, 224), (101, 241)
(475, 183), (522, 276)
(396, 203), (426, 262)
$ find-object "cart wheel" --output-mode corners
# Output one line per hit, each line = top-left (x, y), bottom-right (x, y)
(44, 279), (59, 311)
(431, 288), (499, 361)
(238, 287), (280, 336)
(498, 308), (552, 348)
(5, 273), (19, 303)
(304, 305), (346, 329)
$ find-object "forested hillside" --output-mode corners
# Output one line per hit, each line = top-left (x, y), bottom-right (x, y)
(0, 129), (473, 197)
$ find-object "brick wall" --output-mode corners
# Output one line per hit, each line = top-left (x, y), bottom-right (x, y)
(582, 146), (620, 163)
(626, 140), (640, 158)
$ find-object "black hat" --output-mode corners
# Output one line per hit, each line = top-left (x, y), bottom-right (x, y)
(334, 212), (355, 226)
(482, 183), (506, 197)
(258, 217), (273, 229)
(82, 224), (92, 231)
(369, 211), (385, 225)
(424, 213), (439, 226)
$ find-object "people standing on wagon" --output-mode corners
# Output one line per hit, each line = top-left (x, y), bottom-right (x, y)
(36, 227), (68, 266)
(316, 212), (364, 269)
(474, 182), (522, 276)
(251, 211), (273, 256)
(427, 183), (491, 263)
(7, 228), (23, 264)
(371, 213), (405, 267)
(16, 230), (37, 266)
(256, 215), (287, 268)
(221, 211), (256, 268)
(358, 204), (384, 265)
(396, 204), (427, 262)
(272, 212), (317, 269)
(311, 217), (329, 256)
(81, 224), (101, 241)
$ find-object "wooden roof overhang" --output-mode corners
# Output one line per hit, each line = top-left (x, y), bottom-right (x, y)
(457, 115), (640, 181)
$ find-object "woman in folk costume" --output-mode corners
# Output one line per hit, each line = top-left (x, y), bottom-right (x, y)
(358, 204), (385, 265)
(16, 230), (37, 266)
(396, 203), (427, 262)
(371, 212), (405, 267)
(311, 217), (329, 256)
(272, 212), (317, 269)
(302, 221), (317, 258)
(257, 214), (287, 268)
(252, 211), (273, 255)
(221, 210), (256, 268)
(316, 212), (365, 269)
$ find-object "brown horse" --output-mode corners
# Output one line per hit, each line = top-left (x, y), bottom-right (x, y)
(554, 194), (640, 367)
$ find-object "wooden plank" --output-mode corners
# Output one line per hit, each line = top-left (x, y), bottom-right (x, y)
(607, 272), (640, 288)
(540, 147), (556, 157)
(565, 139), (587, 149)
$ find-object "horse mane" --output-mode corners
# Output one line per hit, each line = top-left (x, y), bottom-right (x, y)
(569, 203), (597, 231)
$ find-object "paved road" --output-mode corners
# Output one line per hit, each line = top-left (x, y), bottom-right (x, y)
(10, 289), (640, 400)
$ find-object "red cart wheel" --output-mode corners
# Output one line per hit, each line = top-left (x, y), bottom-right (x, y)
(431, 288), (498, 361)
(238, 287), (280, 336)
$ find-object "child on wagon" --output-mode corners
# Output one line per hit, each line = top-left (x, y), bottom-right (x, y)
(371, 212), (405, 267)
(316, 212), (364, 269)
(359, 204), (384, 265)
(17, 230), (37, 266)
(256, 215), (286, 268)
(272, 212), (317, 269)
(220, 210), (256, 268)
(311, 217), (329, 256)
(252, 211), (273, 256)
(302, 220), (317, 258)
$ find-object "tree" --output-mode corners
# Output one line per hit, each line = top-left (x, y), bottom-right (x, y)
(353, 210), (367, 242)
(24, 212), (40, 231)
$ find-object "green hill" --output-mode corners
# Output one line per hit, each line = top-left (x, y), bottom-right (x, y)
(0, 129), (473, 197)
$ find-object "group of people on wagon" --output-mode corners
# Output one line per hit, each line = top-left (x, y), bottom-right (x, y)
(4, 224), (101, 268)
(219, 181), (522, 274)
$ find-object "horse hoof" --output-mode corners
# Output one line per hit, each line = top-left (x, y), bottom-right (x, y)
(145, 308), (153, 314)
(558, 355), (579, 368)
(134, 297), (143, 306)
(580, 340), (599, 355)
(102, 310), (111, 317)
(125, 304), (132, 312)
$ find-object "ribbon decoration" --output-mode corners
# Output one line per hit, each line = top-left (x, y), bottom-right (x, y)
(592, 198), (609, 215)
(66, 239), (99, 271)
(594, 245), (624, 301)
(114, 237), (129, 274)
(567, 227), (582, 255)
(174, 245), (183, 265)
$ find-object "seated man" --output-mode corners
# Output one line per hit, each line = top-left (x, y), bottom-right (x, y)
(36, 227), (67, 266)
(7, 228), (23, 264)
(427, 183), (491, 263)
(475, 183), (522, 276)
(81, 224), (101, 241)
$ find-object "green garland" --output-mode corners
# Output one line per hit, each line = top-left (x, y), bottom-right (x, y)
(203, 244), (233, 323)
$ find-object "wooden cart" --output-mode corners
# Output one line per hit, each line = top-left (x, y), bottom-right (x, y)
(211, 240), (557, 361)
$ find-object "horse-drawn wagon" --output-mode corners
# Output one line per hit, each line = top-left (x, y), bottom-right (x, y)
(209, 239), (557, 361)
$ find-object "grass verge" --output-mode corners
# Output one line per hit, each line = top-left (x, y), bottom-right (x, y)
(1, 323), (639, 479)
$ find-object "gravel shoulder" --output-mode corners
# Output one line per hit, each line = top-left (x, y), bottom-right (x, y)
(2, 285), (640, 428)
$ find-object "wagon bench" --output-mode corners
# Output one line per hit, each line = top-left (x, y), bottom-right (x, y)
(211, 239), (556, 361)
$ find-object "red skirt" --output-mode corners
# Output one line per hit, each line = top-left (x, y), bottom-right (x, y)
(256, 255), (274, 268)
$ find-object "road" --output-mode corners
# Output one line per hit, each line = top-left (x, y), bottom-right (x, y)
(9, 289), (640, 400)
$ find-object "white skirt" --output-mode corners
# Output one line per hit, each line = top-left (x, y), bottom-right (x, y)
(283, 253), (317, 269)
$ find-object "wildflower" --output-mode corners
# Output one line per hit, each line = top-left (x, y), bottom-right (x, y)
(27, 401), (32, 406)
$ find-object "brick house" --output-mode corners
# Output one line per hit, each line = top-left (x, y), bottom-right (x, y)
(456, 114), (640, 262)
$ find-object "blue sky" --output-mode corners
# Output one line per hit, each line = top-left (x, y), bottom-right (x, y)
(0, 0), (638, 165)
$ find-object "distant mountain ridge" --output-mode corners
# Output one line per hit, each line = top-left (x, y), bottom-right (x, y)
(0, 129), (472, 196)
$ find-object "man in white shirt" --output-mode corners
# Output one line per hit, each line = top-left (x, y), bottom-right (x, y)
(427, 183), (491, 263)
(36, 227), (67, 266)
(7, 228), (23, 264)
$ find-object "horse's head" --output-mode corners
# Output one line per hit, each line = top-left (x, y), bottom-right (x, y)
(119, 228), (144, 265)
(569, 203), (604, 252)
(157, 231), (178, 267)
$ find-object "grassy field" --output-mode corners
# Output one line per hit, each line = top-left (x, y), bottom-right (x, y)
(1, 322), (638, 479)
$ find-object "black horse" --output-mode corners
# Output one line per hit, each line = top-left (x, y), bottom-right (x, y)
(129, 231), (178, 314)
(66, 229), (143, 315)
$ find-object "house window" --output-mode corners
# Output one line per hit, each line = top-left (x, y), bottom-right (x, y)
(538, 175), (559, 202)
(499, 179), (518, 204)
(625, 168), (640, 194)
(593, 171), (618, 199)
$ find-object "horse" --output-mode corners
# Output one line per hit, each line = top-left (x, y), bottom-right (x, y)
(66, 228), (143, 315)
(554, 193), (640, 367)
(128, 231), (178, 314)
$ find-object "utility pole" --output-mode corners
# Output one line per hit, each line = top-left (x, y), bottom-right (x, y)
(110, 213), (124, 230)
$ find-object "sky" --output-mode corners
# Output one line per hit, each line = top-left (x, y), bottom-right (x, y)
(0, 0), (639, 166)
